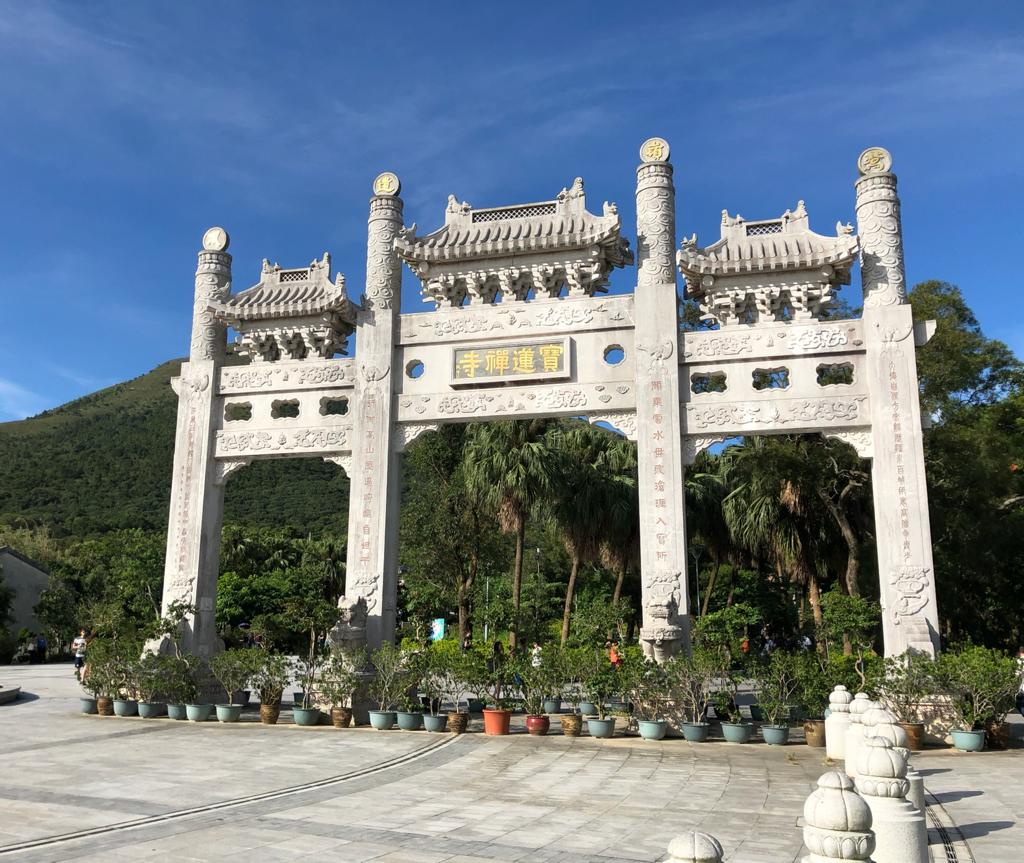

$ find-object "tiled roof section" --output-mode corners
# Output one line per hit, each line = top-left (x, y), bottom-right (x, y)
(677, 201), (858, 283)
(209, 254), (352, 322)
(395, 178), (633, 268)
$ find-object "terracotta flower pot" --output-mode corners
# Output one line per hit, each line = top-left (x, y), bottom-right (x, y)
(526, 715), (550, 736)
(899, 721), (925, 751)
(803, 718), (827, 747)
(482, 708), (512, 735)
(96, 697), (114, 716)
(560, 713), (583, 737)
(330, 707), (352, 728)
(447, 712), (469, 734)
(260, 703), (281, 725)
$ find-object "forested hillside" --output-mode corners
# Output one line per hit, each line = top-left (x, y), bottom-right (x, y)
(0, 358), (349, 536)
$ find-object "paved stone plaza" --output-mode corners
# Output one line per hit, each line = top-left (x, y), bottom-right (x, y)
(1, 666), (1021, 862)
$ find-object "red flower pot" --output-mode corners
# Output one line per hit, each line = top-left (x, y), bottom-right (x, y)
(526, 714), (550, 736)
(482, 708), (512, 735)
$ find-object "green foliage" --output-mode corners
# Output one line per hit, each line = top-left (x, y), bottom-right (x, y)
(620, 652), (668, 721)
(754, 651), (801, 726)
(877, 650), (937, 723)
(664, 645), (728, 725)
(577, 649), (620, 719)
(696, 603), (762, 657)
(318, 648), (367, 710)
(249, 651), (290, 705)
(820, 586), (880, 658)
(368, 642), (408, 711)
(567, 594), (630, 648)
(936, 645), (1023, 729)
(135, 652), (194, 704)
(209, 648), (256, 701)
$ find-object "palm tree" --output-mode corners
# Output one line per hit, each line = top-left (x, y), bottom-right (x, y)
(596, 435), (639, 606)
(463, 419), (554, 650)
(547, 422), (630, 646)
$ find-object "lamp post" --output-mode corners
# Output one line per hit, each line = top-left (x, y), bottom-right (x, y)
(689, 544), (705, 617)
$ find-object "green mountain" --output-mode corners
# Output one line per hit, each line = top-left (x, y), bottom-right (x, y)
(0, 360), (349, 537)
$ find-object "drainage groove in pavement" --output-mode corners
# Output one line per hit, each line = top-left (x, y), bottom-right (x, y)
(925, 791), (975, 863)
(0, 734), (462, 855)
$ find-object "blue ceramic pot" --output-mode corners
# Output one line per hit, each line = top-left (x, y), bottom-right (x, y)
(396, 711), (424, 730)
(578, 701), (597, 716)
(423, 714), (448, 732)
(137, 702), (164, 719)
(951, 729), (985, 752)
(638, 719), (668, 740)
(681, 722), (710, 742)
(761, 724), (790, 745)
(293, 707), (321, 726)
(79, 697), (97, 714)
(721, 722), (753, 743)
(587, 718), (616, 738)
(216, 704), (243, 723)
(368, 710), (396, 730)
(167, 703), (188, 720)
(112, 699), (138, 717)
(186, 703), (213, 722)
(542, 698), (562, 714)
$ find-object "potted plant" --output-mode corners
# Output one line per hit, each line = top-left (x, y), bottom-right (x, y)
(665, 647), (722, 742)
(136, 652), (176, 718)
(418, 649), (449, 733)
(793, 652), (830, 747)
(319, 648), (365, 728)
(875, 650), (934, 750)
(394, 646), (426, 730)
(184, 657), (215, 722)
(622, 654), (668, 740)
(581, 653), (620, 739)
(518, 655), (556, 736)
(210, 648), (254, 723)
(291, 655), (325, 727)
(111, 650), (140, 717)
(937, 645), (1022, 751)
(165, 656), (196, 720)
(711, 655), (754, 743)
(437, 647), (476, 734)
(79, 639), (116, 715)
(368, 642), (406, 730)
(251, 651), (290, 724)
(756, 652), (800, 745)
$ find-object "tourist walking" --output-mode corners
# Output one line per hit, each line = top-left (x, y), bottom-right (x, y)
(531, 643), (542, 668)
(1016, 646), (1024, 717)
(72, 629), (89, 679)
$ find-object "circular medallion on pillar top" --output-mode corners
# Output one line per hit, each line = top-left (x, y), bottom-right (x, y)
(857, 146), (893, 176)
(202, 226), (230, 252)
(639, 137), (670, 163)
(373, 171), (401, 196)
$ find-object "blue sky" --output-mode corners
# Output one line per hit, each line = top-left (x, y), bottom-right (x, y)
(1, 1), (1022, 420)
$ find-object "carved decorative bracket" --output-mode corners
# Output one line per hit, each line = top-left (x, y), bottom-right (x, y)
(681, 435), (727, 465)
(213, 458), (251, 485)
(586, 411), (637, 441)
(823, 426), (874, 460)
(394, 423), (440, 452)
(323, 454), (352, 476)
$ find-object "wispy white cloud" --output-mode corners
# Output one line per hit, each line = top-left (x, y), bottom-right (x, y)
(0, 378), (49, 420)
(44, 364), (115, 391)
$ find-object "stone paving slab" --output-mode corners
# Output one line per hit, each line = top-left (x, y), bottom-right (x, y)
(2, 665), (1022, 861)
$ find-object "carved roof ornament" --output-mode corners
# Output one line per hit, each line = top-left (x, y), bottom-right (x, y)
(677, 201), (860, 327)
(857, 146), (893, 176)
(395, 178), (634, 308)
(208, 253), (357, 362)
(202, 226), (230, 252)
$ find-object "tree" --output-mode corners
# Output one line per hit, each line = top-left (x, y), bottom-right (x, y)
(463, 419), (554, 650)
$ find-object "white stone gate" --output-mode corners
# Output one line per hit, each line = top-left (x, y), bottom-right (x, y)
(157, 141), (939, 661)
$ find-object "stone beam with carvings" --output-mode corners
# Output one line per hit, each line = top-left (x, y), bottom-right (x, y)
(214, 425), (352, 459)
(683, 395), (870, 436)
(218, 359), (355, 395)
(680, 320), (864, 364)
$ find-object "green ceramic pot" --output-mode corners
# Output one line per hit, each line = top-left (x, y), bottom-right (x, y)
(761, 724), (790, 745)
(293, 707), (322, 726)
(167, 703), (188, 720)
(681, 722), (710, 742)
(578, 701), (597, 716)
(185, 703), (213, 722)
(721, 722), (753, 743)
(542, 698), (562, 714)
(587, 718), (615, 738)
(423, 714), (448, 732)
(638, 720), (668, 740)
(112, 699), (138, 717)
(216, 704), (243, 723)
(137, 702), (164, 719)
(368, 710), (396, 730)
(79, 697), (97, 714)
(951, 729), (985, 752)
(396, 711), (424, 730)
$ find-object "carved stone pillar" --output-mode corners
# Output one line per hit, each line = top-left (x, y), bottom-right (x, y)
(634, 138), (689, 660)
(856, 148), (939, 657)
(344, 173), (404, 650)
(157, 227), (231, 658)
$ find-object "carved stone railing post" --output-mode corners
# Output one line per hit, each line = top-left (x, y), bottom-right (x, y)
(157, 227), (232, 658)
(665, 831), (724, 863)
(634, 137), (689, 660)
(344, 173), (404, 649)
(826, 684), (853, 759)
(856, 147), (939, 657)
(802, 771), (876, 863)
(844, 693), (874, 778)
(856, 737), (928, 863)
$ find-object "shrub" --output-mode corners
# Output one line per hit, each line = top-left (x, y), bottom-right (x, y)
(937, 645), (1022, 729)
(755, 651), (801, 726)
(250, 651), (290, 706)
(876, 650), (936, 723)
(368, 642), (408, 711)
(319, 648), (366, 710)
(210, 648), (257, 703)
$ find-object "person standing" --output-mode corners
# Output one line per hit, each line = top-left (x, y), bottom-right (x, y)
(72, 629), (89, 679)
(1016, 646), (1024, 717)
(530, 643), (542, 669)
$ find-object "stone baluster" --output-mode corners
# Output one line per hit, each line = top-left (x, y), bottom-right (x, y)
(826, 685), (853, 759)
(802, 771), (875, 863)
(863, 706), (924, 814)
(665, 832), (724, 863)
(844, 693), (874, 778)
(855, 737), (927, 863)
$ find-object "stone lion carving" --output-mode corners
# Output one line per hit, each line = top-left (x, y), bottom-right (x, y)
(328, 595), (368, 657)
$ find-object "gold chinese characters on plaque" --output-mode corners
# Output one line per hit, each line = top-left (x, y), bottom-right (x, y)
(453, 341), (568, 381)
